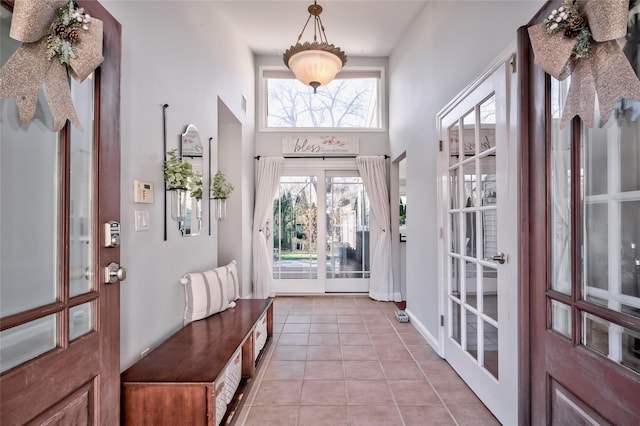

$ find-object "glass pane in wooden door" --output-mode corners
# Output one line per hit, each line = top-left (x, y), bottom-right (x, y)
(0, 102), (60, 316)
(550, 77), (572, 295)
(69, 77), (95, 297)
(580, 93), (640, 372)
(0, 315), (57, 373)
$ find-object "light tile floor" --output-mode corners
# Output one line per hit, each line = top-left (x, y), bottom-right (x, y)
(233, 296), (501, 426)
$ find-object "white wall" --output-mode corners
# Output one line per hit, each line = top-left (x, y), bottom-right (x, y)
(388, 1), (543, 347)
(102, 1), (255, 370)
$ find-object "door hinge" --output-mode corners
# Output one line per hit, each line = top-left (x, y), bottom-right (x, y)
(510, 53), (517, 73)
(440, 315), (444, 326)
(439, 227), (443, 239)
(439, 140), (443, 152)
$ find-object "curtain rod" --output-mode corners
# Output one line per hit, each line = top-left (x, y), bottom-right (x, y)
(254, 155), (390, 160)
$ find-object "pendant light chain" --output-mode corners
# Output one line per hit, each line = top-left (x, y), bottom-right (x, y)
(283, 0), (347, 92)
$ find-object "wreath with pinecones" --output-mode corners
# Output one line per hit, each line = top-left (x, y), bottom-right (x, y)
(46, 0), (92, 65)
(543, 0), (592, 59)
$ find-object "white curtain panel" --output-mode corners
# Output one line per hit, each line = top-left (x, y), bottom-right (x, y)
(252, 157), (283, 298)
(356, 156), (394, 301)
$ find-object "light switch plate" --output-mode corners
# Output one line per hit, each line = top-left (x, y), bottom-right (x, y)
(134, 180), (154, 204)
(134, 210), (149, 231)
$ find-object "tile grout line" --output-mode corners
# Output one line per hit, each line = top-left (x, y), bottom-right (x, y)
(388, 308), (461, 426)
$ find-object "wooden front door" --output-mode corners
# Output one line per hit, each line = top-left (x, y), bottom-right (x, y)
(520, 2), (640, 424)
(0, 1), (121, 424)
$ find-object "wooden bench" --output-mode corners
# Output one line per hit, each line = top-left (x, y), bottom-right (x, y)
(121, 298), (273, 425)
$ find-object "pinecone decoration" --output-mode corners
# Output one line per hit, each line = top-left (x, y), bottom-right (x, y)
(53, 23), (67, 36)
(564, 14), (586, 38)
(67, 30), (79, 44)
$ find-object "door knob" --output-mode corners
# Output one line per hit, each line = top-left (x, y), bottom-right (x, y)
(104, 262), (127, 284)
(490, 252), (507, 264)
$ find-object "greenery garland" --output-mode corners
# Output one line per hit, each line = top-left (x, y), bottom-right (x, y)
(543, 0), (592, 59)
(46, 0), (92, 65)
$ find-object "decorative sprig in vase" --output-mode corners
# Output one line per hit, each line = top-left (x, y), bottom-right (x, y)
(164, 149), (193, 190)
(211, 171), (234, 221)
(211, 171), (234, 199)
(164, 149), (193, 221)
(188, 171), (203, 199)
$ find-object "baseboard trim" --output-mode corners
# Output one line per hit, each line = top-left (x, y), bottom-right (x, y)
(405, 308), (442, 356)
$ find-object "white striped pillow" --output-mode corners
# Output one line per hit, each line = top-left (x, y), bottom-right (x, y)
(225, 260), (240, 302)
(180, 267), (231, 324)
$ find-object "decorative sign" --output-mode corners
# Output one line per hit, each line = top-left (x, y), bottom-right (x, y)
(282, 136), (359, 156)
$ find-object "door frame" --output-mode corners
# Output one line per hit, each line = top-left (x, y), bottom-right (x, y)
(520, 1), (640, 424)
(436, 42), (519, 425)
(0, 1), (121, 424)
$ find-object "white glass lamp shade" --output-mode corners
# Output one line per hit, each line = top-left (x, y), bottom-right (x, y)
(287, 49), (344, 91)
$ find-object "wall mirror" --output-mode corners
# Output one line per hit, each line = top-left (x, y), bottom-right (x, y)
(179, 124), (203, 236)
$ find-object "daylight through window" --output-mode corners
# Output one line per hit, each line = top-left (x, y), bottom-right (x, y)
(262, 69), (383, 130)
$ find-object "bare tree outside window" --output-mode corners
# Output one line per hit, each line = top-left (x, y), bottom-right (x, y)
(266, 77), (379, 128)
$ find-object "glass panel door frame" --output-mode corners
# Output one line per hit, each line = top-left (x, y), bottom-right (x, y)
(273, 173), (324, 294)
(436, 50), (519, 425)
(271, 159), (371, 294)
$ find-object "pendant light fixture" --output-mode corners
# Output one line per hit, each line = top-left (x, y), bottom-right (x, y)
(283, 1), (347, 93)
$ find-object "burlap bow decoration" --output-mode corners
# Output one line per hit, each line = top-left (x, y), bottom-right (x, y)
(0, 0), (104, 132)
(528, 0), (640, 128)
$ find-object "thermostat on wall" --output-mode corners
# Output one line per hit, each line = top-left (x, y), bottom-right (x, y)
(134, 180), (154, 204)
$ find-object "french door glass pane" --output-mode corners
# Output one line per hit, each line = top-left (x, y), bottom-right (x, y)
(452, 301), (462, 345)
(449, 123), (460, 166)
(326, 176), (370, 279)
(466, 260), (478, 308)
(450, 213), (459, 253)
(450, 168), (459, 209)
(451, 257), (460, 297)
(467, 310), (478, 360)
(462, 110), (476, 159)
(69, 77), (95, 297)
(483, 265), (498, 321)
(464, 212), (476, 257)
(479, 155), (496, 206)
(463, 163), (476, 207)
(483, 320), (499, 379)
(272, 176), (318, 279)
(479, 95), (496, 152)
(447, 91), (502, 377)
(0, 314), (57, 373)
(482, 211), (497, 260)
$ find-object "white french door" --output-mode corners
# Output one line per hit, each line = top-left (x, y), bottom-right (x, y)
(272, 161), (371, 294)
(438, 55), (518, 425)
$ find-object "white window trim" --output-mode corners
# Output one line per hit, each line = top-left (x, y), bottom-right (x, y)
(258, 65), (386, 133)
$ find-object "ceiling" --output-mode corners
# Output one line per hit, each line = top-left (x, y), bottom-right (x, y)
(213, 1), (429, 57)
